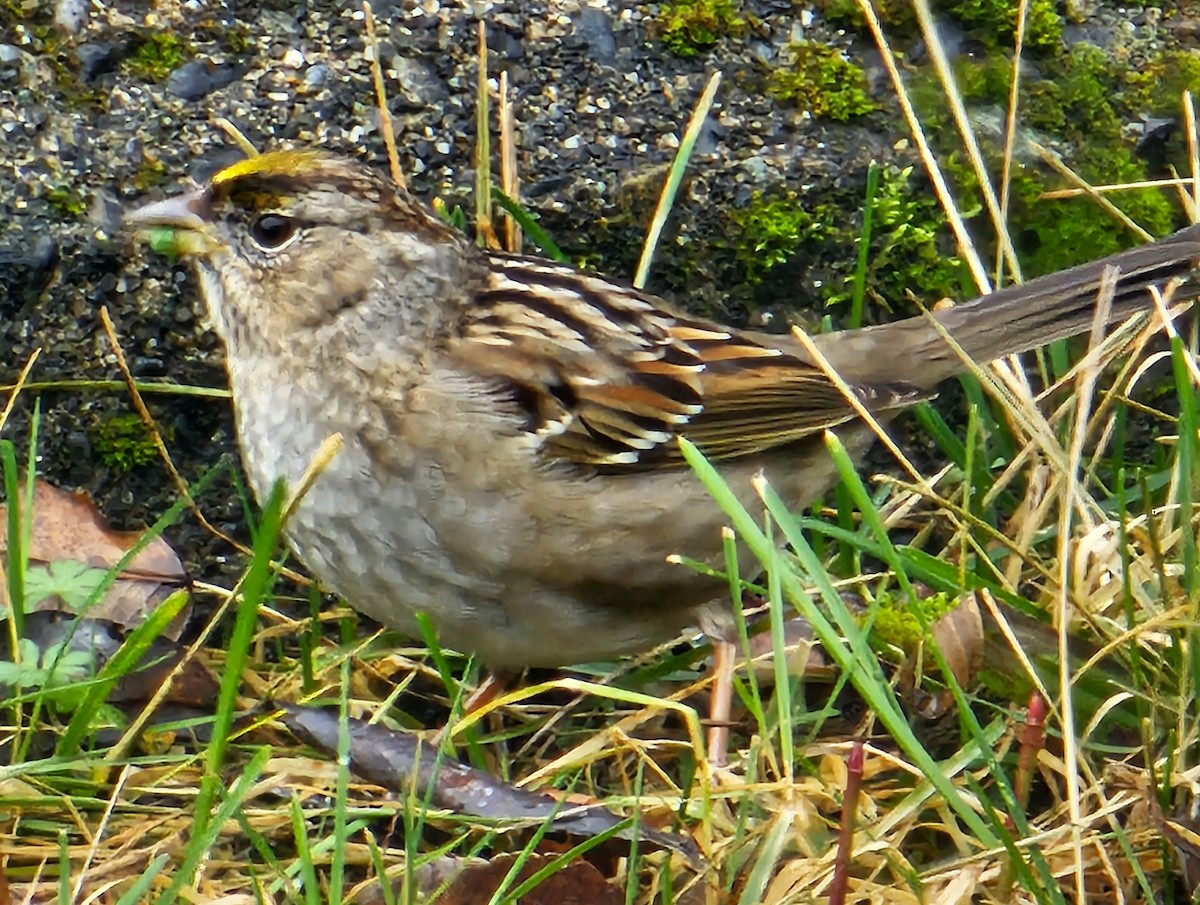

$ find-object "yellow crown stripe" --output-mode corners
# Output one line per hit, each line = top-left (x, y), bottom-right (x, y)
(211, 150), (326, 186)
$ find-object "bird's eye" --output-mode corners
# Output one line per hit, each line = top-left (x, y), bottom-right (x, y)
(249, 214), (300, 250)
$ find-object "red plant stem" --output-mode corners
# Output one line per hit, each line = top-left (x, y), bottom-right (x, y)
(829, 740), (864, 905)
(1015, 692), (1048, 811)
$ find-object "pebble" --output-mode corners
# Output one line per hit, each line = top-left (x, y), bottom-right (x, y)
(75, 42), (122, 83)
(167, 59), (240, 101)
(573, 7), (617, 63)
(301, 62), (332, 93)
(53, 0), (89, 34)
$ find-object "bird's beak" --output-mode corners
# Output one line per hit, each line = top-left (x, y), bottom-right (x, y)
(125, 189), (222, 257)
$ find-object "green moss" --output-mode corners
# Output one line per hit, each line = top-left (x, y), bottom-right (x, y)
(820, 0), (1059, 48)
(727, 191), (820, 284)
(817, 0), (913, 28)
(122, 32), (190, 81)
(827, 166), (966, 313)
(948, 0), (1062, 50)
(1025, 45), (1123, 138)
(44, 184), (87, 217)
(132, 157), (168, 193)
(726, 168), (965, 315)
(1128, 50), (1200, 117)
(658, 0), (745, 57)
(1013, 153), (1174, 277)
(768, 41), (876, 121)
(911, 39), (1185, 279)
(222, 24), (255, 55)
(89, 414), (165, 472)
(866, 590), (957, 653)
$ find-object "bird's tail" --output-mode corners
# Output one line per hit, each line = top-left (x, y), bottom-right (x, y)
(816, 224), (1200, 390)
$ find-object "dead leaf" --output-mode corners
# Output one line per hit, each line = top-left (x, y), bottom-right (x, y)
(908, 593), (983, 719)
(433, 854), (620, 905)
(0, 479), (190, 637)
(929, 592), (984, 690)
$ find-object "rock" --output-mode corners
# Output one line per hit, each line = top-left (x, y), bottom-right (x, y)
(573, 7), (616, 64)
(166, 59), (240, 101)
(389, 56), (448, 110)
(0, 233), (60, 317)
(75, 42), (122, 82)
(301, 62), (332, 94)
(54, 0), (89, 34)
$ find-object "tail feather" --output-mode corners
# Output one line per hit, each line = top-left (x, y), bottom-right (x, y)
(815, 223), (1200, 390)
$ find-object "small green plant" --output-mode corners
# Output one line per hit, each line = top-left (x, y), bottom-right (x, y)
(947, 0), (1062, 50)
(23, 560), (110, 613)
(122, 32), (189, 81)
(829, 165), (964, 312)
(43, 184), (87, 217)
(659, 0), (745, 58)
(0, 638), (94, 712)
(728, 191), (820, 283)
(0, 560), (108, 715)
(768, 41), (876, 121)
(89, 413), (162, 472)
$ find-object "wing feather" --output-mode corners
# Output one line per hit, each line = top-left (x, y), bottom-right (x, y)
(447, 256), (924, 471)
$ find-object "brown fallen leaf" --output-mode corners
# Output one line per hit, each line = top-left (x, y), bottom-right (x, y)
(353, 854), (622, 905)
(432, 853), (621, 905)
(908, 591), (986, 719)
(2, 610), (218, 708)
(0, 479), (190, 636)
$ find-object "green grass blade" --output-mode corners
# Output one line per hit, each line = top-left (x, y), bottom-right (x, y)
(635, 71), (722, 288)
(54, 587), (190, 755)
(113, 854), (171, 905)
(289, 794), (323, 905)
(155, 745), (272, 905)
(1, 440), (26, 640)
(171, 478), (288, 897)
(1170, 335), (1197, 592)
(678, 437), (1001, 848)
(491, 188), (567, 262)
(848, 160), (881, 329)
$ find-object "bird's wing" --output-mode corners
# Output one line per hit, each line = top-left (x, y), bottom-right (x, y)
(444, 255), (924, 471)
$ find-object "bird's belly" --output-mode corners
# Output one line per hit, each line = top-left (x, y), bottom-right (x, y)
(234, 428), (709, 663)
(228, 371), (877, 667)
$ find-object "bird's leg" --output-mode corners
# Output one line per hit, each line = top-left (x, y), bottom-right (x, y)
(706, 637), (737, 768)
(433, 669), (514, 747)
(461, 669), (514, 715)
(699, 601), (747, 768)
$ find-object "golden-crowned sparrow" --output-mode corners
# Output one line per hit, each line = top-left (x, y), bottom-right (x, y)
(127, 150), (1200, 668)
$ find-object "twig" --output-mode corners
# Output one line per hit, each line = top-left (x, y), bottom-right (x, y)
(0, 349), (40, 433)
(498, 69), (521, 253)
(364, 1), (406, 190)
